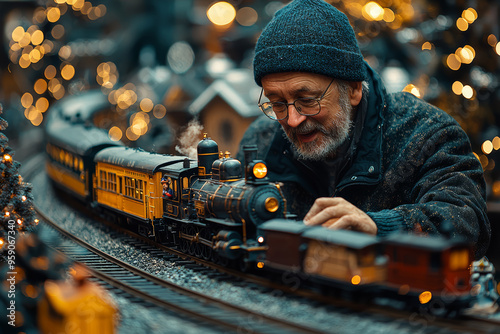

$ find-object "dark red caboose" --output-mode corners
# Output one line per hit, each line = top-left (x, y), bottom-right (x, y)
(382, 233), (473, 310)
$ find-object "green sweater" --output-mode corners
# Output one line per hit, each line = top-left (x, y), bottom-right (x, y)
(237, 65), (490, 259)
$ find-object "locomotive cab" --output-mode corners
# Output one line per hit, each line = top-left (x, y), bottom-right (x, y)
(160, 158), (198, 220)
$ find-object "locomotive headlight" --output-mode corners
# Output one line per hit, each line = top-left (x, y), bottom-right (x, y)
(252, 162), (267, 179)
(257, 236), (264, 243)
(264, 197), (279, 213)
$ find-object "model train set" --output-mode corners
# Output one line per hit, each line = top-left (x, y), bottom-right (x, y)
(43, 94), (493, 317)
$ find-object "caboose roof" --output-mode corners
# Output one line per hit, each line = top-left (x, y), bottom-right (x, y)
(302, 227), (379, 249)
(382, 233), (468, 251)
(259, 219), (309, 235)
(95, 146), (196, 174)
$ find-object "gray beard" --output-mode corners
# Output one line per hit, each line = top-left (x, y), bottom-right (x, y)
(285, 90), (354, 161)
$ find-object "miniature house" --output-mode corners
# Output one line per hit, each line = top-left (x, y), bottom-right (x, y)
(188, 68), (262, 156)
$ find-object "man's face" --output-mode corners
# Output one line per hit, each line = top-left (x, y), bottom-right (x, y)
(261, 72), (362, 160)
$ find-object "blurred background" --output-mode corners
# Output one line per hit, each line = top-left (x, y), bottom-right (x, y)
(0, 0), (499, 200)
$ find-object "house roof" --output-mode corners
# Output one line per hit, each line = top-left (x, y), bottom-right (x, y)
(188, 69), (261, 118)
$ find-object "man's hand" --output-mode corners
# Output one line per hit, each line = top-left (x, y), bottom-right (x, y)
(303, 197), (377, 235)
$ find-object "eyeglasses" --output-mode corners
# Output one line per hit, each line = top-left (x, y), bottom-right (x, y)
(258, 78), (335, 121)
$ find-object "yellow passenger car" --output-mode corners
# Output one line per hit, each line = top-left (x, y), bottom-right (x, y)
(94, 146), (197, 239)
(46, 123), (119, 201)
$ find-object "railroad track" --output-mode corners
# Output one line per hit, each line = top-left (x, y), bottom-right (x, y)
(22, 154), (500, 334)
(22, 154), (328, 334)
(36, 210), (326, 334)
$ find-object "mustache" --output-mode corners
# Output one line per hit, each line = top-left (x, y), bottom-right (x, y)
(289, 119), (328, 136)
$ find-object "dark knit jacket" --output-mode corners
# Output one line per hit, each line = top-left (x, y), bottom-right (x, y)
(237, 65), (490, 259)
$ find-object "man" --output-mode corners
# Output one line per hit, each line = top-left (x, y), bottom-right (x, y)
(237, 0), (490, 259)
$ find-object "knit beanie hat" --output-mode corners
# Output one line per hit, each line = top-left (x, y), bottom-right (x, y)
(253, 0), (367, 86)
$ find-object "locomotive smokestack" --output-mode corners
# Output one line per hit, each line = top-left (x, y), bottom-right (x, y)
(243, 145), (257, 181)
(197, 133), (218, 178)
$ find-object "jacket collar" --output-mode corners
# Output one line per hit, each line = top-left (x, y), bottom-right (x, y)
(335, 63), (386, 193)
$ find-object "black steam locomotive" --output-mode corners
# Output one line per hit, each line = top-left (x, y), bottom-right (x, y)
(45, 115), (286, 267)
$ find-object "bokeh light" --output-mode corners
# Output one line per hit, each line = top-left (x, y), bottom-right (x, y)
(167, 41), (194, 74)
(482, 140), (493, 154)
(402, 84), (421, 98)
(51, 24), (65, 39)
(493, 137), (500, 150)
(207, 2), (236, 26)
(44, 65), (57, 79)
(35, 97), (49, 113)
(153, 105), (166, 119)
(108, 126), (122, 141)
(236, 7), (258, 26)
(61, 64), (75, 80)
(34, 79), (47, 94)
(452, 81), (463, 95)
(30, 30), (44, 45)
(21, 93), (33, 108)
(140, 98), (154, 112)
(46, 7), (61, 23)
(462, 8), (477, 23)
(456, 17), (468, 31)
(462, 85), (474, 99)
(11, 26), (25, 42)
(362, 2), (384, 21)
(446, 54), (461, 70)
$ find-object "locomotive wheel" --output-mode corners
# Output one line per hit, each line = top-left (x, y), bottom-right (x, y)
(210, 251), (220, 264)
(201, 246), (212, 260)
(238, 258), (250, 272)
(186, 225), (197, 255)
(200, 228), (212, 260)
(193, 242), (203, 258)
(217, 255), (229, 267)
(179, 225), (189, 253)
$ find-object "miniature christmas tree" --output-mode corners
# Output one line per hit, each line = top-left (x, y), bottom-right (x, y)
(0, 102), (70, 333)
(0, 103), (38, 250)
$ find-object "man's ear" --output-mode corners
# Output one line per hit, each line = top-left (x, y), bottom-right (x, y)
(349, 81), (363, 107)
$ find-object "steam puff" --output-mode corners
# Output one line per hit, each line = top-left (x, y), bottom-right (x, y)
(175, 119), (204, 159)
